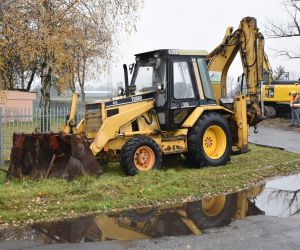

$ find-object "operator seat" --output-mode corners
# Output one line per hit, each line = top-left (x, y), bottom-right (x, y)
(174, 82), (193, 99)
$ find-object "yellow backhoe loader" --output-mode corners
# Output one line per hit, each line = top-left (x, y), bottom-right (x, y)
(8, 17), (265, 179)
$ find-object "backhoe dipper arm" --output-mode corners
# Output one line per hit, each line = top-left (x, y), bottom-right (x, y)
(263, 52), (273, 84)
(207, 17), (265, 126)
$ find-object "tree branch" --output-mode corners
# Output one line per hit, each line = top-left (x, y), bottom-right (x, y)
(272, 48), (300, 59)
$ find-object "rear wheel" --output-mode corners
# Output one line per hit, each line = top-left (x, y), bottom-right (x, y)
(121, 136), (162, 175)
(187, 112), (231, 167)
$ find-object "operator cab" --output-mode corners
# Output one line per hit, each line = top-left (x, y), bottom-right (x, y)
(128, 49), (216, 130)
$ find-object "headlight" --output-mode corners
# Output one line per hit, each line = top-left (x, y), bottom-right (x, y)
(157, 83), (164, 90)
(118, 87), (124, 96)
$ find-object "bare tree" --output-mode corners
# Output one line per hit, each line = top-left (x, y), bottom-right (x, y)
(273, 65), (289, 79)
(265, 0), (300, 58)
(226, 76), (235, 97)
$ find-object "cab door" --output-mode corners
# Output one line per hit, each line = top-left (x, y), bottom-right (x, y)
(168, 57), (200, 130)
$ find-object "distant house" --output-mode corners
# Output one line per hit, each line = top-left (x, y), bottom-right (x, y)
(52, 90), (112, 101)
(0, 90), (37, 121)
(40, 90), (112, 109)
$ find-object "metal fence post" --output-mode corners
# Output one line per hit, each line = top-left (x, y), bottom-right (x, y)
(0, 103), (85, 162)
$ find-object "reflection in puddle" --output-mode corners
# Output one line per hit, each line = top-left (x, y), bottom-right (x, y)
(255, 174), (300, 217)
(1, 173), (300, 244)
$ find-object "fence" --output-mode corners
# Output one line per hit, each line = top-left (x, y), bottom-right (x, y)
(0, 107), (85, 162)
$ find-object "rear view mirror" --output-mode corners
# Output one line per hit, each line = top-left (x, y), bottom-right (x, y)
(118, 87), (124, 96)
(157, 83), (164, 90)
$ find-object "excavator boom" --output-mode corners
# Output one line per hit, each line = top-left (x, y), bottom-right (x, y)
(207, 17), (264, 126)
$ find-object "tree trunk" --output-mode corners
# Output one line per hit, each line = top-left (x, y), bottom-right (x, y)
(8, 65), (14, 90)
(20, 71), (25, 89)
(78, 56), (86, 105)
(69, 72), (76, 93)
(26, 67), (37, 91)
(40, 61), (52, 132)
(81, 87), (85, 103)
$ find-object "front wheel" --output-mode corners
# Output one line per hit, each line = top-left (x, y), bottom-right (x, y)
(121, 136), (162, 175)
(187, 112), (232, 167)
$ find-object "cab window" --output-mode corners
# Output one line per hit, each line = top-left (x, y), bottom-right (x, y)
(132, 58), (166, 93)
(173, 61), (195, 99)
(197, 58), (215, 100)
(135, 66), (154, 91)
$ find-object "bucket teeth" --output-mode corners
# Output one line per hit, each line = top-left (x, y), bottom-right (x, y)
(7, 133), (102, 180)
(63, 134), (102, 180)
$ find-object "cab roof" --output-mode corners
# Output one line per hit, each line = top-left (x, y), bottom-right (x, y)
(135, 49), (208, 58)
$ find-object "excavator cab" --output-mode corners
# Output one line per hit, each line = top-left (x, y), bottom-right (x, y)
(128, 50), (216, 131)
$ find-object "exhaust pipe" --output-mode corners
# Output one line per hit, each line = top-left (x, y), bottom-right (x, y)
(123, 64), (129, 97)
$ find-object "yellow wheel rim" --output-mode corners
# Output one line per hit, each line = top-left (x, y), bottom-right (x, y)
(203, 125), (227, 160)
(134, 146), (155, 171)
(202, 195), (226, 217)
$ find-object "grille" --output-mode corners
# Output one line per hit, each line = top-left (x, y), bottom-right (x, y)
(85, 103), (102, 138)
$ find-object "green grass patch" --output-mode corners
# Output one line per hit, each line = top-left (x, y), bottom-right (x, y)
(0, 144), (299, 226)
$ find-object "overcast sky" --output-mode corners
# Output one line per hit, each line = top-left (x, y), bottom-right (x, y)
(98, 0), (300, 88)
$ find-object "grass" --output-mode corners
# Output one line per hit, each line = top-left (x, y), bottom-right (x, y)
(0, 144), (299, 227)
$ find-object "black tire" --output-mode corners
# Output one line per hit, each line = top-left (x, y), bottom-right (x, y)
(187, 112), (232, 168)
(121, 136), (162, 175)
(264, 106), (277, 118)
(186, 194), (237, 229)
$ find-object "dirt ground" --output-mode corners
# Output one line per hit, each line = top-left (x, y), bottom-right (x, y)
(259, 117), (300, 132)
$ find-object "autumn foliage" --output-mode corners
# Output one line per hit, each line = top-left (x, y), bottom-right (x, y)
(0, 0), (142, 105)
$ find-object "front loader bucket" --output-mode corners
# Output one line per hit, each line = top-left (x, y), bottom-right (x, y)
(7, 133), (102, 180)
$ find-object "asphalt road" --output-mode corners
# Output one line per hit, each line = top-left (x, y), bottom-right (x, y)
(249, 126), (300, 153)
(1, 127), (300, 250)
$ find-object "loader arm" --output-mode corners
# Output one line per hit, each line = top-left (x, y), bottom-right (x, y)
(62, 93), (79, 134)
(207, 17), (265, 126)
(90, 100), (154, 155)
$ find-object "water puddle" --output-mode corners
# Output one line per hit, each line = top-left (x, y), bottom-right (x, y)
(255, 173), (300, 217)
(0, 173), (299, 244)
